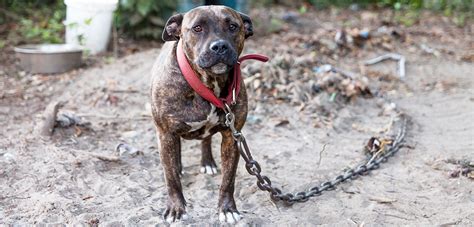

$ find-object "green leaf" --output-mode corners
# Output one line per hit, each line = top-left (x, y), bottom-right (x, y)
(269, 18), (283, 33)
(120, 0), (135, 10)
(67, 22), (79, 28)
(104, 56), (116, 64)
(41, 30), (51, 41)
(394, 2), (401, 10)
(299, 5), (307, 14)
(129, 13), (144, 26)
(84, 18), (93, 25)
(137, 0), (153, 16)
(53, 10), (63, 20)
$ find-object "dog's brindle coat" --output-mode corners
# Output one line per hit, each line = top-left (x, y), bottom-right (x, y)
(150, 6), (253, 223)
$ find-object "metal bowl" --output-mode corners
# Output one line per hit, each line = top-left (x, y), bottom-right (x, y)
(14, 44), (83, 74)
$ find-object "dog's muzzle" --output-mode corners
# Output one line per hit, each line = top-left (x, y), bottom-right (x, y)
(197, 40), (238, 72)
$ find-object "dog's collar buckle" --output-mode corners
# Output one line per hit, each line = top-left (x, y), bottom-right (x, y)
(231, 88), (236, 105)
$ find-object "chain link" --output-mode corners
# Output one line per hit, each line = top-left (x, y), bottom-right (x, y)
(224, 104), (408, 205)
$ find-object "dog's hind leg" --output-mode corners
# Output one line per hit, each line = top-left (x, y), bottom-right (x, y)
(200, 136), (218, 175)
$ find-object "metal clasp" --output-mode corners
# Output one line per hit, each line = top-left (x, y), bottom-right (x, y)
(224, 103), (242, 140)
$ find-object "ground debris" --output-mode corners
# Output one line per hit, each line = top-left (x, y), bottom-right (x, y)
(420, 44), (440, 57)
(74, 149), (121, 162)
(0, 152), (16, 163)
(460, 53), (474, 63)
(34, 101), (65, 138)
(243, 57), (372, 107)
(313, 71), (372, 102)
(2, 6), (472, 225)
(445, 158), (474, 179)
(365, 53), (406, 79)
(56, 111), (90, 128)
(116, 143), (142, 157)
(369, 196), (397, 204)
(364, 137), (394, 163)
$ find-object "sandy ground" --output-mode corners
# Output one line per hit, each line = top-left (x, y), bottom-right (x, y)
(1, 8), (473, 226)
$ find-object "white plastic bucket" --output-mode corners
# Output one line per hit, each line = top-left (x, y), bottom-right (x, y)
(64, 0), (118, 54)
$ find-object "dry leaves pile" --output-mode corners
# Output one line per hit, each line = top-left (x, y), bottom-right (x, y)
(241, 33), (382, 128)
(240, 8), (420, 128)
(242, 32), (377, 104)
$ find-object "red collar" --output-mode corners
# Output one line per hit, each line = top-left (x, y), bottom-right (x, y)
(176, 40), (268, 109)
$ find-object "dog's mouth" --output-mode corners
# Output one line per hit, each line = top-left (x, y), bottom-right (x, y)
(197, 50), (238, 74)
(210, 63), (229, 74)
(198, 59), (236, 75)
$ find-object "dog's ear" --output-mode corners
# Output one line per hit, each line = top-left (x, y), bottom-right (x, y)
(162, 13), (184, 41)
(239, 13), (253, 39)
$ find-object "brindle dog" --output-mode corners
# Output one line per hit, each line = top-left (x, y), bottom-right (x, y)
(150, 6), (253, 223)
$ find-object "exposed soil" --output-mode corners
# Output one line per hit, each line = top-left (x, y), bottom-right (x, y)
(1, 7), (473, 225)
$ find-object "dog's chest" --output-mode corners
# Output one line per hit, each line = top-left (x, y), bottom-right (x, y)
(184, 80), (223, 138)
(185, 104), (221, 138)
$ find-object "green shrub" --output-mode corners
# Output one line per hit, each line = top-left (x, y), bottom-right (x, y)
(307, 0), (472, 27)
(19, 9), (64, 43)
(1, 0), (471, 44)
(115, 0), (177, 39)
(1, 0), (65, 44)
(307, 0), (473, 11)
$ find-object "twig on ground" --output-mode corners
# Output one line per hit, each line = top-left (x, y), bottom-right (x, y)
(76, 113), (150, 120)
(439, 219), (462, 226)
(35, 101), (65, 138)
(369, 196), (397, 204)
(268, 196), (281, 213)
(316, 144), (327, 168)
(365, 53), (406, 79)
(367, 148), (384, 164)
(92, 153), (120, 162)
(332, 67), (357, 79)
(74, 150), (121, 162)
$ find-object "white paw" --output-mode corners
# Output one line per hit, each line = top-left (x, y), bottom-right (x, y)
(219, 211), (241, 224)
(200, 165), (217, 175)
(165, 213), (188, 223)
(181, 213), (189, 221)
(165, 215), (174, 223)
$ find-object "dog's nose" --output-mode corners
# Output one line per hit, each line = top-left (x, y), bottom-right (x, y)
(209, 40), (229, 55)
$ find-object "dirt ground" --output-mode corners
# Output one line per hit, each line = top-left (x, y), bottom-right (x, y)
(1, 7), (473, 225)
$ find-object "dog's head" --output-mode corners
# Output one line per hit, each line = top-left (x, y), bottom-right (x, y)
(162, 6), (253, 75)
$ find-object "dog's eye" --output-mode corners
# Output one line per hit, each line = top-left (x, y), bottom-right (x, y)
(229, 24), (237, 31)
(192, 25), (202, 33)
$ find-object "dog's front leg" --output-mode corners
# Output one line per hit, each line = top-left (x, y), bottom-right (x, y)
(200, 136), (218, 175)
(218, 130), (241, 223)
(158, 132), (187, 222)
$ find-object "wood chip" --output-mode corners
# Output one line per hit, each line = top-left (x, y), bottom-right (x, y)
(369, 196), (397, 204)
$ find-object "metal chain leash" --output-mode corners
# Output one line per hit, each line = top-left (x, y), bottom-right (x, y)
(224, 104), (408, 205)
